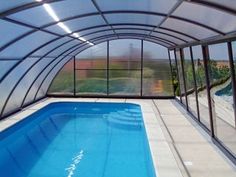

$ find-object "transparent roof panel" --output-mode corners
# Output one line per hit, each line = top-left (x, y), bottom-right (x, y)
(31, 37), (73, 57)
(85, 31), (114, 41)
(173, 2), (236, 33)
(202, 0), (236, 11)
(161, 18), (219, 40)
(0, 31), (57, 59)
(8, 5), (55, 27)
(45, 15), (106, 35)
(155, 28), (195, 42)
(95, 0), (178, 13)
(93, 37), (118, 44)
(46, 0), (97, 20)
(105, 13), (164, 26)
(112, 25), (154, 30)
(115, 29), (150, 35)
(49, 40), (82, 57)
(8, 0), (97, 27)
(151, 32), (185, 45)
(0, 19), (32, 48)
(79, 26), (111, 36)
(0, 0), (33, 13)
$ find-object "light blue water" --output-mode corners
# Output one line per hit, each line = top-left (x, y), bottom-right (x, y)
(0, 102), (156, 177)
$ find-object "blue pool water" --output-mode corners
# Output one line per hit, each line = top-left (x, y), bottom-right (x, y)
(0, 102), (156, 177)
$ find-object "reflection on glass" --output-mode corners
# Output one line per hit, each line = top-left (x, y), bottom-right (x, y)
(109, 70), (141, 95)
(192, 45), (210, 129)
(209, 43), (235, 156)
(176, 49), (186, 105)
(143, 41), (173, 96)
(48, 60), (74, 95)
(169, 50), (179, 97)
(76, 70), (107, 95)
(183, 47), (198, 117)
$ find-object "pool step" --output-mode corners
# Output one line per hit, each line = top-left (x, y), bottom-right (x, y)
(105, 112), (142, 130)
(109, 113), (142, 123)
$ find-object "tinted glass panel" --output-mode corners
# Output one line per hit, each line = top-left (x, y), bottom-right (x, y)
(109, 70), (141, 96)
(176, 49), (186, 105)
(143, 41), (173, 96)
(48, 59), (74, 95)
(192, 45), (210, 129)
(75, 42), (107, 69)
(183, 47), (198, 117)
(76, 69), (107, 95)
(208, 43), (235, 155)
(109, 39), (141, 69)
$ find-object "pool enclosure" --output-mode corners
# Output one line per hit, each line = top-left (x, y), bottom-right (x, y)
(0, 0), (236, 164)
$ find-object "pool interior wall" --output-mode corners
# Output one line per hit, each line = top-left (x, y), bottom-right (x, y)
(0, 102), (156, 177)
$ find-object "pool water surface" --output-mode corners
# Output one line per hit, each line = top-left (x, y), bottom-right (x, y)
(0, 102), (156, 177)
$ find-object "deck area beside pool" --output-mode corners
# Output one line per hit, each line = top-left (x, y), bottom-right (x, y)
(0, 98), (235, 177)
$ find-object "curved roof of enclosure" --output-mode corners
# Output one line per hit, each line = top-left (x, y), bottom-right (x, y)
(1, 0), (236, 117)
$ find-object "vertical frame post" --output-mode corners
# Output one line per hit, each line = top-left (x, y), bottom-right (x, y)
(202, 45), (215, 137)
(107, 41), (109, 96)
(141, 40), (144, 96)
(227, 42), (236, 128)
(73, 56), (76, 96)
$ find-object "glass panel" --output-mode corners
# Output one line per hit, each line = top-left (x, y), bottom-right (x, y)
(49, 40), (81, 57)
(79, 26), (111, 36)
(113, 25), (154, 30)
(76, 70), (107, 95)
(0, 60), (18, 80)
(3, 57), (55, 115)
(173, 2), (236, 33)
(0, 31), (57, 58)
(0, 57), (38, 116)
(183, 47), (198, 117)
(9, 0), (97, 27)
(85, 31), (114, 41)
(0, 19), (31, 48)
(96, 0), (177, 13)
(0, 0), (33, 13)
(169, 50), (179, 97)
(192, 45), (210, 129)
(151, 32), (184, 45)
(202, 0), (236, 12)
(105, 14), (164, 26)
(208, 43), (235, 155)
(48, 59), (74, 95)
(46, 16), (105, 35)
(143, 41), (173, 96)
(24, 55), (66, 106)
(36, 56), (72, 99)
(161, 18), (218, 40)
(155, 28), (195, 42)
(31, 37), (72, 57)
(76, 42), (107, 69)
(115, 29), (150, 35)
(109, 39), (141, 69)
(109, 70), (141, 96)
(176, 49), (186, 105)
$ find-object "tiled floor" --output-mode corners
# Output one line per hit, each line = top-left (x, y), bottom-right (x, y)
(0, 98), (236, 177)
